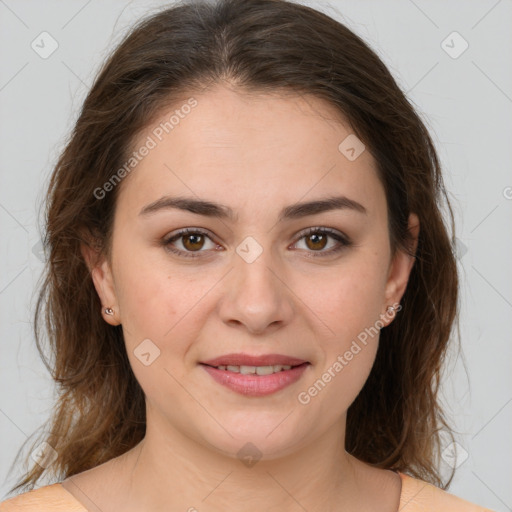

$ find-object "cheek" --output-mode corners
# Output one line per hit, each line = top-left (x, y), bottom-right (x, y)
(114, 250), (218, 365)
(116, 262), (204, 404)
(296, 252), (386, 399)
(299, 271), (382, 415)
(112, 234), (188, 328)
(317, 342), (378, 417)
(303, 255), (387, 336)
(116, 264), (176, 332)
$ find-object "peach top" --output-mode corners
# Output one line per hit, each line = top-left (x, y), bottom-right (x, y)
(0, 471), (495, 511)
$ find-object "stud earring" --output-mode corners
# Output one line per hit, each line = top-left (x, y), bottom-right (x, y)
(386, 304), (399, 315)
(104, 307), (114, 316)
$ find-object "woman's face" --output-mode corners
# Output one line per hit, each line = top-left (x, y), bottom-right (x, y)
(89, 84), (417, 459)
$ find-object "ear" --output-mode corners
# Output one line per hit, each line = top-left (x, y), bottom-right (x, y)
(381, 213), (420, 326)
(80, 239), (121, 326)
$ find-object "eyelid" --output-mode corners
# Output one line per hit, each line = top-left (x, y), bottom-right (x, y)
(291, 226), (352, 258)
(162, 227), (219, 258)
(293, 226), (346, 241)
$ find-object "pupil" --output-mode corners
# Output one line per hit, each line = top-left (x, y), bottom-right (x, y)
(185, 234), (203, 250)
(307, 233), (326, 250)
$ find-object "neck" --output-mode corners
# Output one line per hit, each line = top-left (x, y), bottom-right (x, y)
(119, 411), (366, 511)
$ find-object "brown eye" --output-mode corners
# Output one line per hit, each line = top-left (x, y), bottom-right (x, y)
(163, 228), (217, 258)
(293, 227), (352, 257)
(182, 233), (205, 251)
(304, 232), (328, 251)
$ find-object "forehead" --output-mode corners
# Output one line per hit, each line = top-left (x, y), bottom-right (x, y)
(116, 85), (385, 221)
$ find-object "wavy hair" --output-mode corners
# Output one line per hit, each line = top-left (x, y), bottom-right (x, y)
(8, 0), (460, 494)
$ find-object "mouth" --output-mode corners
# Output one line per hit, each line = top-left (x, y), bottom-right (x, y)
(200, 353), (309, 368)
(201, 362), (306, 375)
(199, 354), (311, 396)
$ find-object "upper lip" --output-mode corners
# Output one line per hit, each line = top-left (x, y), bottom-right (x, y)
(201, 353), (309, 367)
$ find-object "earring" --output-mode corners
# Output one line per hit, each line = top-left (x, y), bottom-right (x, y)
(104, 307), (114, 316)
(386, 305), (398, 315)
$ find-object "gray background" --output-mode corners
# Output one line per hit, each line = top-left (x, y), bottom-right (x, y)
(1, 0), (511, 509)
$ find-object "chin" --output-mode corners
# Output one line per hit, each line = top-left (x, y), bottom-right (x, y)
(197, 413), (314, 463)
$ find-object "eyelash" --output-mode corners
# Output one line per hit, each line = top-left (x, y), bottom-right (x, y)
(162, 227), (352, 259)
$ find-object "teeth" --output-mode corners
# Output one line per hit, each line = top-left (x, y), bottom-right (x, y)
(255, 365), (276, 376)
(217, 364), (293, 374)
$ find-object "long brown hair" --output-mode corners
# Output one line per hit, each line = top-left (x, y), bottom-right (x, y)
(8, 0), (460, 494)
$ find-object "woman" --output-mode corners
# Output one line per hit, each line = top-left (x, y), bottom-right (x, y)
(0, 0), (494, 510)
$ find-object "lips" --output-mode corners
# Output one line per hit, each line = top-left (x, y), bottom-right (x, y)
(201, 362), (310, 396)
(200, 353), (311, 396)
(201, 353), (309, 367)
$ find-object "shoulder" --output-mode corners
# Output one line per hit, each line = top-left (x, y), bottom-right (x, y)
(398, 472), (495, 512)
(0, 484), (87, 512)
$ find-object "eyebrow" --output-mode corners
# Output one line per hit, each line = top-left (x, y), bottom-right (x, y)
(139, 194), (367, 222)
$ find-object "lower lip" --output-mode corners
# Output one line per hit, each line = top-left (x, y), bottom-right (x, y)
(200, 363), (310, 397)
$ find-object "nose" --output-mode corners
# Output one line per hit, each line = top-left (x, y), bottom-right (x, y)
(217, 248), (295, 335)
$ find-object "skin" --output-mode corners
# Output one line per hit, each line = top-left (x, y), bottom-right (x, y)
(66, 83), (419, 512)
